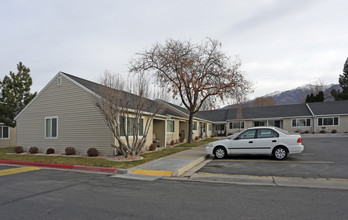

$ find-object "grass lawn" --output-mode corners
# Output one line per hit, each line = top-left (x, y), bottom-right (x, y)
(0, 138), (216, 169)
(0, 147), (187, 169)
(175, 138), (217, 148)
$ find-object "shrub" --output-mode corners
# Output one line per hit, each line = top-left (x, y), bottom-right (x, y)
(319, 130), (326, 134)
(211, 134), (217, 138)
(14, 146), (24, 154)
(87, 148), (99, 157)
(149, 143), (157, 151)
(303, 130), (309, 134)
(46, 148), (55, 154)
(29, 146), (39, 154)
(331, 129), (337, 134)
(194, 136), (200, 141)
(65, 147), (76, 155)
(170, 140), (175, 146)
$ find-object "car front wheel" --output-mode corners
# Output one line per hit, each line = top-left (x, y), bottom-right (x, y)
(214, 147), (227, 159)
(273, 147), (288, 160)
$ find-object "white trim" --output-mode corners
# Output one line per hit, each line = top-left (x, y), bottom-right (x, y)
(0, 126), (10, 139)
(44, 116), (58, 139)
(317, 116), (340, 127)
(166, 119), (175, 133)
(120, 116), (144, 137)
(291, 118), (312, 128)
(57, 76), (62, 85)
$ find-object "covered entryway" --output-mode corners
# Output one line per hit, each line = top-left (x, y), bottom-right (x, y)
(153, 119), (166, 148)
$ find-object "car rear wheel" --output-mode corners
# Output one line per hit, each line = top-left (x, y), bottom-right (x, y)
(214, 147), (227, 159)
(273, 147), (287, 160)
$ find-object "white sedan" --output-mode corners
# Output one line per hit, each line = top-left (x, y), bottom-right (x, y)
(206, 127), (304, 160)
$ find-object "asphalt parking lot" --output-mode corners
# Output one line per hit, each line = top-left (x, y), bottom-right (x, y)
(198, 136), (348, 179)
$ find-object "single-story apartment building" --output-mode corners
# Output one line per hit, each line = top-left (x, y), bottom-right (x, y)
(14, 72), (348, 155)
(0, 124), (16, 148)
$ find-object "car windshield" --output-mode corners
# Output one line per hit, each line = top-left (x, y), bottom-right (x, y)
(273, 127), (289, 135)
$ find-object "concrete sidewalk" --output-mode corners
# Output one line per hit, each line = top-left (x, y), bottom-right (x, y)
(112, 146), (208, 180)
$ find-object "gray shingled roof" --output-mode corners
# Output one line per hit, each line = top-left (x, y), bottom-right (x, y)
(62, 72), (185, 118)
(225, 104), (313, 120)
(308, 101), (348, 115)
(62, 72), (348, 122)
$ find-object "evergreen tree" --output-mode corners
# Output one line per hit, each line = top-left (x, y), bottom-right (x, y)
(0, 62), (37, 127)
(305, 91), (324, 103)
(331, 57), (348, 100)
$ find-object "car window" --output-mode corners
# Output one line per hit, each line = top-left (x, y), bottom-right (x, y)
(238, 129), (256, 139)
(257, 129), (279, 138)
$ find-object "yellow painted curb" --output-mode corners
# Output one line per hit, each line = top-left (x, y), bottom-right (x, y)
(131, 169), (173, 177)
(0, 166), (41, 176)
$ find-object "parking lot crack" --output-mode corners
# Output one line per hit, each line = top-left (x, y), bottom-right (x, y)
(272, 177), (278, 187)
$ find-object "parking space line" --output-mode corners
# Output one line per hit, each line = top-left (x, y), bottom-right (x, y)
(0, 166), (41, 177)
(218, 160), (334, 164)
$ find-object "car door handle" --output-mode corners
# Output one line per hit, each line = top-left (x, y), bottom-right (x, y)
(249, 141), (253, 143)
(272, 140), (277, 142)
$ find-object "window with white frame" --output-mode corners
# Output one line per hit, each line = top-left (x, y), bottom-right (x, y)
(229, 121), (245, 129)
(292, 118), (311, 127)
(167, 120), (175, 133)
(120, 116), (144, 136)
(208, 124), (212, 131)
(318, 117), (339, 126)
(0, 126), (9, 139)
(45, 117), (58, 139)
(193, 121), (197, 130)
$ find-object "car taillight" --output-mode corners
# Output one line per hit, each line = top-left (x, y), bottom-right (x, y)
(297, 137), (302, 143)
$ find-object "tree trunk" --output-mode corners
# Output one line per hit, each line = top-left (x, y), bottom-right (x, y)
(187, 112), (194, 143)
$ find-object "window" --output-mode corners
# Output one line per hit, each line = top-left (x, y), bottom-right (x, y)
(193, 121), (197, 130)
(167, 120), (175, 133)
(120, 116), (144, 136)
(318, 117), (339, 126)
(292, 118), (311, 127)
(254, 121), (266, 127)
(257, 129), (279, 138)
(238, 129), (256, 139)
(0, 126), (9, 139)
(208, 124), (212, 131)
(229, 121), (245, 129)
(45, 117), (58, 139)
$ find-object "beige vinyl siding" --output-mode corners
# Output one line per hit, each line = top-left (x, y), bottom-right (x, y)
(0, 127), (16, 147)
(16, 75), (114, 155)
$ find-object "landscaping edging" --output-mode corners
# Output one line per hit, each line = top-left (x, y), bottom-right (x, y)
(0, 160), (118, 173)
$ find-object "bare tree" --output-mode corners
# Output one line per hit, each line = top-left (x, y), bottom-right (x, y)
(94, 71), (162, 157)
(130, 38), (252, 142)
(253, 97), (276, 107)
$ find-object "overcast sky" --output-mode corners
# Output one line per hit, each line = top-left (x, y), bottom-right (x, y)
(1, 0), (347, 102)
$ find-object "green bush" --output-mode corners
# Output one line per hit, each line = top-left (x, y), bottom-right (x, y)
(29, 146), (39, 154)
(149, 143), (157, 151)
(65, 147), (76, 155)
(87, 148), (99, 157)
(46, 148), (55, 154)
(14, 146), (24, 154)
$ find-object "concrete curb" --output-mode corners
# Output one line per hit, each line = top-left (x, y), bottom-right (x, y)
(0, 160), (118, 173)
(172, 155), (209, 177)
(190, 173), (348, 190)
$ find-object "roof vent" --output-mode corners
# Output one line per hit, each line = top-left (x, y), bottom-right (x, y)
(57, 76), (62, 85)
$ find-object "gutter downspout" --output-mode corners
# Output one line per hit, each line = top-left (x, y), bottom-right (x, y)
(306, 103), (316, 133)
